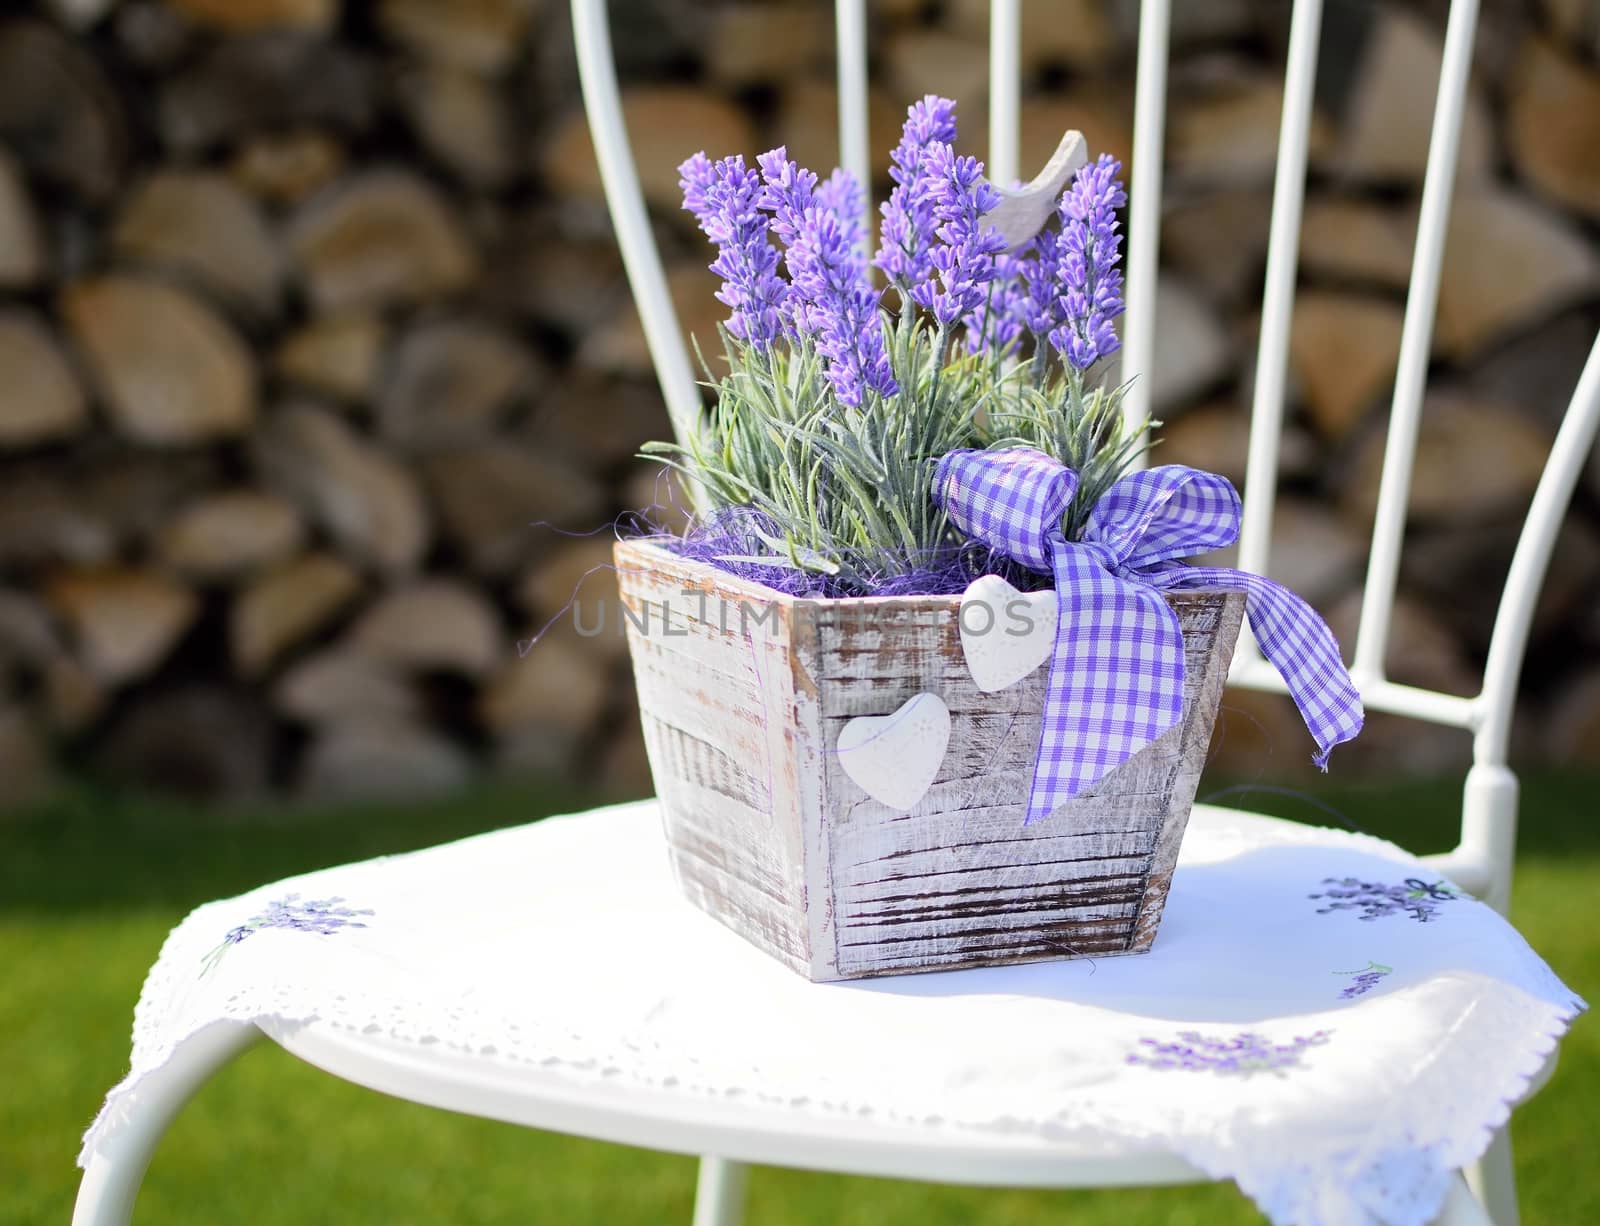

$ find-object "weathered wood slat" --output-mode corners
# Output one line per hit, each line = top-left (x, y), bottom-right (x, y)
(839, 904), (1145, 945)
(836, 833), (1159, 885)
(638, 716), (771, 811)
(616, 538), (1246, 982)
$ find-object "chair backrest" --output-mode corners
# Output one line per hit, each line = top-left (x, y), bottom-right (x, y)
(571, 0), (1600, 913)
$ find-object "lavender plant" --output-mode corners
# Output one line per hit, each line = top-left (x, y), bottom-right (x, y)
(650, 97), (1148, 596)
(984, 151), (1147, 541)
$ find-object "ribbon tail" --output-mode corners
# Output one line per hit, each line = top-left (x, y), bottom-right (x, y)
(1155, 566), (1364, 770)
(1023, 542), (1186, 824)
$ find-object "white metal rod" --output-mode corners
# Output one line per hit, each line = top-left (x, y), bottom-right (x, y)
(1237, 0), (1324, 587)
(571, 0), (703, 473)
(1456, 763), (1519, 914)
(1464, 1126), (1520, 1225)
(1415, 848), (1492, 899)
(1229, 655), (1479, 730)
(73, 1023), (261, 1226)
(1474, 332), (1600, 766)
(1353, 681), (1476, 731)
(1351, 0), (1482, 682)
(1122, 0), (1171, 466)
(988, 0), (1021, 187)
(1431, 1173), (1495, 1226)
(692, 1156), (750, 1226)
(835, 0), (873, 241)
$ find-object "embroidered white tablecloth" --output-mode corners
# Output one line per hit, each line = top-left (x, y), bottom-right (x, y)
(82, 800), (1582, 1226)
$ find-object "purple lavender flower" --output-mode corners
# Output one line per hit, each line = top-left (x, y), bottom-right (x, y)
(1127, 1029), (1331, 1077)
(1337, 962), (1393, 999)
(755, 146), (818, 248)
(224, 894), (374, 942)
(757, 149), (895, 406)
(965, 250), (1027, 355)
(202, 893), (374, 976)
(1015, 230), (1064, 339)
(789, 207), (898, 405)
(1310, 877), (1460, 923)
(816, 167), (865, 257)
(679, 150), (716, 224)
(1048, 153), (1127, 369)
(755, 146), (817, 338)
(917, 143), (1006, 329)
(875, 95), (959, 299)
(679, 152), (788, 349)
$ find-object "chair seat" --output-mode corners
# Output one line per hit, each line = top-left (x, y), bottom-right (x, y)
(266, 1015), (1210, 1187)
(83, 800), (1580, 1225)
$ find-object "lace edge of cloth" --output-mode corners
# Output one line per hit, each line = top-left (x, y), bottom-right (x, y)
(1215, 990), (1582, 1226)
(80, 977), (1584, 1226)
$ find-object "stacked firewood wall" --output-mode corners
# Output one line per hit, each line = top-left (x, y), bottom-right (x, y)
(0, 0), (1595, 808)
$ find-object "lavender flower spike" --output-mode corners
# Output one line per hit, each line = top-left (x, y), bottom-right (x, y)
(679, 151), (717, 228)
(802, 232), (899, 405)
(920, 143), (1006, 329)
(755, 146), (817, 339)
(965, 249), (1027, 355)
(755, 146), (817, 248)
(817, 167), (866, 257)
(1048, 153), (1127, 370)
(876, 95), (959, 299)
(760, 150), (896, 406)
(1017, 229), (1064, 340)
(679, 152), (788, 350)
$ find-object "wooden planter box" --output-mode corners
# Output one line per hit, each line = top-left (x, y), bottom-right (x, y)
(616, 538), (1246, 982)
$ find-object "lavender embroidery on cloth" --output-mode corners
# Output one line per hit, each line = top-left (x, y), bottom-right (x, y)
(1310, 877), (1460, 923)
(202, 893), (374, 976)
(1127, 1030), (1333, 1077)
(934, 449), (1364, 822)
(1336, 962), (1394, 999)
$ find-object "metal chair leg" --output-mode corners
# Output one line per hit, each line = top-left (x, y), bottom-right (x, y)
(73, 1022), (261, 1226)
(1433, 1173), (1494, 1226)
(1465, 1127), (1519, 1226)
(692, 1156), (749, 1226)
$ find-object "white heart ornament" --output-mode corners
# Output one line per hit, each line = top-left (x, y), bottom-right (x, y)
(836, 692), (951, 811)
(958, 574), (1059, 692)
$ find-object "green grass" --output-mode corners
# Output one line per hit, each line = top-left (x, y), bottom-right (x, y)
(2, 772), (1595, 1225)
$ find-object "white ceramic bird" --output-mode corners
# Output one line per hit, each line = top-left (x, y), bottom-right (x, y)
(986, 129), (1089, 251)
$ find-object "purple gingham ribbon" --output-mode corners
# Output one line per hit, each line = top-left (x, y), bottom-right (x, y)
(935, 448), (1363, 824)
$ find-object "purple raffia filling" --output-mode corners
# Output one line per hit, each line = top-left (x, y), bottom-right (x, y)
(652, 509), (1039, 600)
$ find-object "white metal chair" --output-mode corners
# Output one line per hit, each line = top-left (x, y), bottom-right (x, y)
(68, 5), (1595, 1226)
(571, 0), (1600, 1222)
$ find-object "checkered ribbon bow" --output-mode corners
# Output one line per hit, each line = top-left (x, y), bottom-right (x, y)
(935, 449), (1364, 825)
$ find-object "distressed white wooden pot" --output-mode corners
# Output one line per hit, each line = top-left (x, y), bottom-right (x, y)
(615, 538), (1246, 982)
